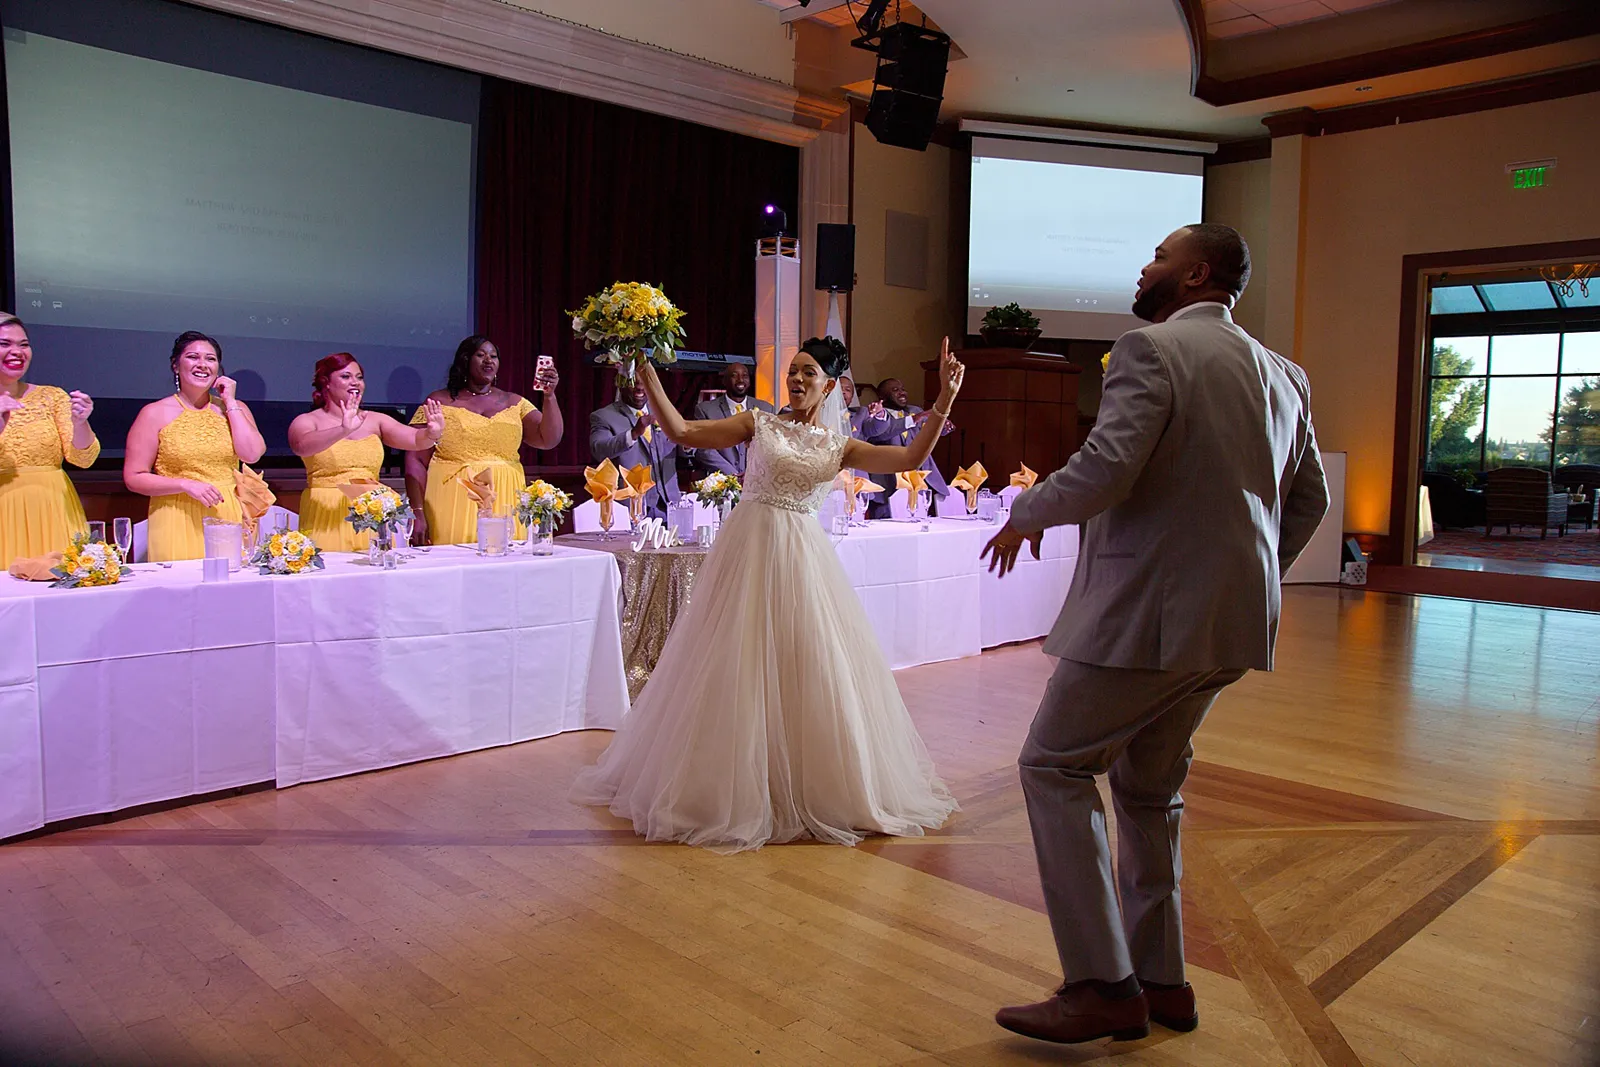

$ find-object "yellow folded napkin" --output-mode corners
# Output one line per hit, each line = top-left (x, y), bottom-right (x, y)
(623, 464), (655, 522)
(895, 469), (930, 501)
(456, 467), (497, 516)
(584, 459), (634, 529)
(9, 552), (63, 582)
(336, 478), (384, 500)
(1009, 463), (1038, 491)
(235, 466), (276, 545)
(950, 462), (989, 512)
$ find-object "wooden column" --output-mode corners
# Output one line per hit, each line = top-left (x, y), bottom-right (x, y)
(921, 348), (1081, 481)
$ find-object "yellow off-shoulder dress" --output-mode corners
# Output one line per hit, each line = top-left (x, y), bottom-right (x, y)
(411, 399), (533, 544)
(0, 385), (100, 567)
(147, 406), (244, 562)
(299, 434), (385, 553)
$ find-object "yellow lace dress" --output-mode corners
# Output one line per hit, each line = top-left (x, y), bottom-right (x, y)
(299, 434), (385, 552)
(148, 406), (244, 562)
(411, 399), (533, 544)
(0, 386), (100, 567)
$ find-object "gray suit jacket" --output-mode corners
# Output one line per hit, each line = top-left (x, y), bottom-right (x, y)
(1010, 304), (1329, 672)
(691, 395), (775, 475)
(588, 401), (683, 517)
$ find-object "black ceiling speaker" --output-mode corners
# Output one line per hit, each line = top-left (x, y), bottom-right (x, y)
(863, 22), (950, 152)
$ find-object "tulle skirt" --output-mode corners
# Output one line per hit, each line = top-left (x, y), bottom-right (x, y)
(0, 466), (91, 567)
(571, 497), (957, 853)
(298, 485), (370, 553)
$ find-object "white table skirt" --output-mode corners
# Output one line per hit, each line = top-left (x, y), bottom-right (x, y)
(980, 524), (1080, 649)
(0, 546), (628, 838)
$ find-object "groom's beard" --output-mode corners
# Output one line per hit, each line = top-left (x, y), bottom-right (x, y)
(1131, 275), (1180, 322)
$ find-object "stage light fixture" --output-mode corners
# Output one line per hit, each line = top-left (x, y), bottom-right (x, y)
(760, 204), (789, 237)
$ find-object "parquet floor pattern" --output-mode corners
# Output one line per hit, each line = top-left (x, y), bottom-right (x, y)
(2, 587), (1596, 1065)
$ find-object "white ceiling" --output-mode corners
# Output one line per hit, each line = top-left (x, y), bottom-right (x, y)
(793, 0), (1600, 139)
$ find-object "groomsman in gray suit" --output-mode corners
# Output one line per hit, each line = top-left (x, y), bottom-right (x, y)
(692, 362), (773, 476)
(860, 376), (953, 517)
(589, 374), (683, 519)
(984, 224), (1329, 1045)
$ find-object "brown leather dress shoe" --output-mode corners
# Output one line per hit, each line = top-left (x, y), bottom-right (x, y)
(1144, 983), (1199, 1032)
(995, 984), (1150, 1044)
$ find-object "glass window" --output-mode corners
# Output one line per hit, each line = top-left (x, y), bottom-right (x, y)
(1553, 281), (1600, 309)
(1562, 332), (1600, 374)
(1425, 375), (1485, 472)
(1431, 336), (1487, 376)
(1479, 281), (1558, 312)
(1553, 376), (1600, 467)
(1490, 333), (1559, 376)
(1484, 376), (1557, 467)
(1429, 285), (1484, 315)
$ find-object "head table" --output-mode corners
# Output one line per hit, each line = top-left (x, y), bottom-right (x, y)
(0, 545), (628, 841)
(561, 516), (1078, 697)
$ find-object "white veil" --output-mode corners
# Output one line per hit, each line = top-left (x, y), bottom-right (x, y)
(819, 373), (852, 440)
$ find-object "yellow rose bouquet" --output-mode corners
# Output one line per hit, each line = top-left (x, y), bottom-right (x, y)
(694, 471), (741, 511)
(345, 486), (411, 537)
(50, 534), (130, 588)
(250, 530), (325, 575)
(516, 479), (574, 530)
(569, 281), (687, 382)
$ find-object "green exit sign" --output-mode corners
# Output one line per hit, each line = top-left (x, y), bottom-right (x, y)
(1506, 158), (1556, 190)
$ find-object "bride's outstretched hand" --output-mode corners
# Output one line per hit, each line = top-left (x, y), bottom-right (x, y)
(935, 337), (964, 411)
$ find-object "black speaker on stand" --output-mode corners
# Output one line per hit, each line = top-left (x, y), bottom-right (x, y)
(815, 223), (855, 293)
(863, 22), (949, 151)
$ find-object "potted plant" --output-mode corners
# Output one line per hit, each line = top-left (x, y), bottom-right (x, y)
(980, 303), (1042, 349)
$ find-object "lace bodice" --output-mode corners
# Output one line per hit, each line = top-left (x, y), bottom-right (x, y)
(0, 386), (100, 470)
(411, 399), (534, 466)
(303, 433), (384, 488)
(155, 407), (240, 484)
(741, 410), (847, 515)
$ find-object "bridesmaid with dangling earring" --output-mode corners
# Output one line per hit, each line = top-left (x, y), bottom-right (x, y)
(288, 352), (445, 553)
(402, 335), (563, 546)
(123, 331), (266, 561)
(0, 313), (102, 567)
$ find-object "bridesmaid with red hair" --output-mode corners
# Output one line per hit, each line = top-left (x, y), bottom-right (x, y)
(288, 353), (445, 552)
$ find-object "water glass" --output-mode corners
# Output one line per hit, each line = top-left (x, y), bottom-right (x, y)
(113, 517), (133, 560)
(87, 520), (105, 544)
(477, 513), (509, 556)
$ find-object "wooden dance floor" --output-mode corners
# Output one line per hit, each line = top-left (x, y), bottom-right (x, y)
(2, 586), (1596, 1065)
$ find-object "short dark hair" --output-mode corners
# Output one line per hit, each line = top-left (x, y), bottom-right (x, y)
(1183, 223), (1252, 298)
(798, 336), (849, 379)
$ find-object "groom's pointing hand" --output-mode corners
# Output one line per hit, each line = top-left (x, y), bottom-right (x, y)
(981, 521), (1041, 578)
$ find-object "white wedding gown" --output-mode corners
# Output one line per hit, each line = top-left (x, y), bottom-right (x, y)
(572, 409), (957, 852)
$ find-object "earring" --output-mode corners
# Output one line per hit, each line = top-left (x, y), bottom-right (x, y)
(174, 372), (180, 391)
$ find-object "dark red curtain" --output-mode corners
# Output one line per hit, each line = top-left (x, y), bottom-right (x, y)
(475, 77), (800, 469)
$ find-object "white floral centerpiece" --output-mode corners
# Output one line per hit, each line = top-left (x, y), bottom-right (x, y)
(250, 530), (326, 575)
(50, 534), (130, 588)
(517, 479), (573, 555)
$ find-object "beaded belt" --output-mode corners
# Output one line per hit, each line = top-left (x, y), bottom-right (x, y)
(746, 493), (815, 516)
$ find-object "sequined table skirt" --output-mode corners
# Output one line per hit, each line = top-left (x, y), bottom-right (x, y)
(558, 533), (709, 699)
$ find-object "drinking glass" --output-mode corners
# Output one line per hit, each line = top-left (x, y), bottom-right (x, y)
(395, 512), (415, 559)
(113, 517), (133, 560)
(87, 520), (106, 544)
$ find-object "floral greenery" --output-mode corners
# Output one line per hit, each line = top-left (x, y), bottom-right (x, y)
(250, 530), (326, 575)
(569, 282), (687, 379)
(346, 487), (411, 535)
(50, 534), (130, 588)
(981, 302), (1041, 331)
(517, 479), (574, 529)
(695, 471), (741, 509)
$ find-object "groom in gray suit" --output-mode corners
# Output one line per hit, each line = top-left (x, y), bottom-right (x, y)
(692, 362), (773, 477)
(984, 224), (1329, 1044)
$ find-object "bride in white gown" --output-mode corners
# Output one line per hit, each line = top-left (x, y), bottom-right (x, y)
(572, 336), (966, 852)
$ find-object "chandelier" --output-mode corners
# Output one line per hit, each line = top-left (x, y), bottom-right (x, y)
(1537, 262), (1597, 299)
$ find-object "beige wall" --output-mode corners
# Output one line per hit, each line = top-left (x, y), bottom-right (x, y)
(1287, 91), (1600, 535)
(849, 125), (959, 401)
(1202, 158), (1272, 340)
(500, 0), (795, 85)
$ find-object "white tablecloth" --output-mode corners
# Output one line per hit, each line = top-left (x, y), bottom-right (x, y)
(0, 547), (627, 839)
(980, 523), (1079, 648)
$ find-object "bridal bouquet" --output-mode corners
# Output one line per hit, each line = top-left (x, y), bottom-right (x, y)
(50, 534), (130, 588)
(345, 486), (411, 536)
(250, 530), (325, 575)
(569, 281), (687, 382)
(516, 479), (574, 529)
(695, 471), (741, 510)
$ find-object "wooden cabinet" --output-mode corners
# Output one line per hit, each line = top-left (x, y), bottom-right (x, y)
(921, 347), (1081, 481)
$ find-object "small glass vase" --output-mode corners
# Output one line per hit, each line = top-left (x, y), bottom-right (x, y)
(529, 514), (555, 555)
(368, 524), (398, 569)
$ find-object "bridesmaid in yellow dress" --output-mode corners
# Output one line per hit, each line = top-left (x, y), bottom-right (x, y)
(123, 331), (267, 561)
(287, 352), (446, 552)
(403, 335), (563, 545)
(0, 313), (102, 567)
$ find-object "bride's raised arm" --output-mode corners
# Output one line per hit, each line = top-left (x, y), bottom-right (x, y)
(843, 339), (964, 476)
(636, 362), (755, 451)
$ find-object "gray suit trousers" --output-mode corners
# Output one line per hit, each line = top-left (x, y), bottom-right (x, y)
(1019, 658), (1246, 986)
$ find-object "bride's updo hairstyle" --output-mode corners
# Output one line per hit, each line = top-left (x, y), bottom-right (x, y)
(799, 336), (849, 379)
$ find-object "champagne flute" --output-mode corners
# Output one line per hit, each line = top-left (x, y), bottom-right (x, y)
(113, 517), (133, 561)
